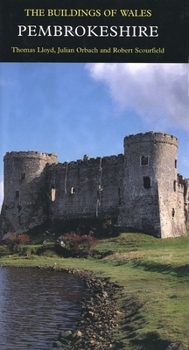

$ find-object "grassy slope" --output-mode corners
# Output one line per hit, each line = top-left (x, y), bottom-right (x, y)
(0, 229), (188, 350)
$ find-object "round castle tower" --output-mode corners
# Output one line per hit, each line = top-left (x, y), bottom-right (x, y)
(118, 132), (186, 238)
(1, 151), (57, 236)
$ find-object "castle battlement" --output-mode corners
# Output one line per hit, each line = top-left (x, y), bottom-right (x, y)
(4, 151), (58, 163)
(49, 154), (124, 169)
(124, 132), (178, 147)
(0, 132), (187, 239)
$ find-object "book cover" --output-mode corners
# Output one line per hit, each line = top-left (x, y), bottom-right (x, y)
(0, 0), (188, 349)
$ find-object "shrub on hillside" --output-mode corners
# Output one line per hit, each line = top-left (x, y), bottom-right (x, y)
(5, 233), (30, 254)
(60, 232), (98, 257)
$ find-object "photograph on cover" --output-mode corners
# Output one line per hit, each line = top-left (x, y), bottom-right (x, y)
(0, 62), (188, 350)
(0, 0), (188, 348)
(0, 62), (188, 210)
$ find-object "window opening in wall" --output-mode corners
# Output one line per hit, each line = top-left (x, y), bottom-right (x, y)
(173, 180), (177, 192)
(51, 187), (56, 202)
(70, 187), (76, 194)
(15, 191), (19, 198)
(118, 187), (121, 204)
(21, 172), (25, 180)
(143, 176), (151, 189)
(17, 204), (22, 212)
(141, 156), (149, 166)
(175, 160), (177, 168)
(172, 208), (175, 217)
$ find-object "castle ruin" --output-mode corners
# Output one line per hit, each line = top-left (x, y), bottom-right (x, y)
(0, 132), (188, 239)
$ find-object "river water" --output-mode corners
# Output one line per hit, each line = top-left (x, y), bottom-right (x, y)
(0, 267), (84, 349)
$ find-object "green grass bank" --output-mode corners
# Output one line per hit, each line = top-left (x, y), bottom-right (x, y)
(0, 228), (188, 350)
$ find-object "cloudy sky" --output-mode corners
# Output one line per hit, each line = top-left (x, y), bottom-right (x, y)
(0, 62), (188, 209)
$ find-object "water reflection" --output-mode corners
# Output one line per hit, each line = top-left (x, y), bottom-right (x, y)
(0, 267), (83, 349)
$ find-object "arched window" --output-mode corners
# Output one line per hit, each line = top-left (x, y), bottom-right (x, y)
(70, 187), (76, 194)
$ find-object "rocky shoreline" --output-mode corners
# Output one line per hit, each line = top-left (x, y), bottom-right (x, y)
(52, 267), (124, 349)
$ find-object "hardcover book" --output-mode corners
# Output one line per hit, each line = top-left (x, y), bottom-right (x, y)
(0, 0), (188, 349)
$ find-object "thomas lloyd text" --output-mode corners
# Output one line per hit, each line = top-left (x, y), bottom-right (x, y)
(11, 46), (165, 54)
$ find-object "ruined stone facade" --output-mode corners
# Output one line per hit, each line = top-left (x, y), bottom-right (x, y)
(0, 132), (188, 238)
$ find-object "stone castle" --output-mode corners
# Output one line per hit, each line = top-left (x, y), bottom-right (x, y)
(0, 132), (188, 239)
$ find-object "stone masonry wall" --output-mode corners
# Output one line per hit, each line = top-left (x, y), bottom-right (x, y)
(118, 132), (162, 236)
(153, 137), (185, 238)
(1, 151), (57, 235)
(47, 154), (124, 223)
(118, 132), (186, 238)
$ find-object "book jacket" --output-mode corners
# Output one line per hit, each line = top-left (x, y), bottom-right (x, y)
(0, 0), (188, 349)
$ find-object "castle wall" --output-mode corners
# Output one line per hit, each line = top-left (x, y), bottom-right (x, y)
(176, 175), (189, 225)
(118, 132), (186, 238)
(118, 132), (161, 236)
(175, 184), (186, 234)
(1, 151), (57, 235)
(0, 132), (187, 239)
(154, 139), (185, 238)
(47, 154), (124, 222)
